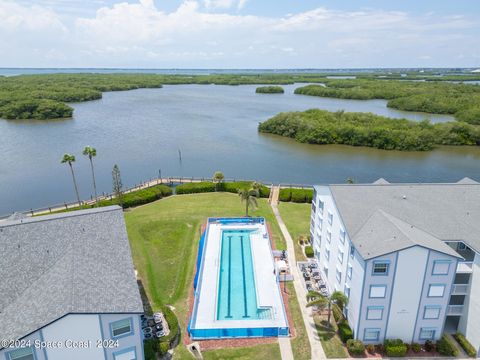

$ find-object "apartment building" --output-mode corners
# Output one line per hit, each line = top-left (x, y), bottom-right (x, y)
(0, 206), (144, 360)
(310, 179), (480, 356)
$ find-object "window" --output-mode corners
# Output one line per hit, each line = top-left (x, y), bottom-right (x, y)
(325, 249), (330, 261)
(419, 328), (436, 341)
(338, 248), (344, 264)
(432, 260), (451, 275)
(366, 306), (384, 320)
(423, 306), (441, 319)
(110, 318), (133, 338)
(350, 245), (355, 258)
(312, 203), (316, 214)
(318, 199), (324, 213)
(317, 218), (323, 231)
(113, 347), (137, 360)
(327, 211), (333, 225)
(324, 266), (329, 277)
(7, 348), (34, 360)
(428, 284), (446, 298)
(364, 328), (381, 341)
(310, 219), (315, 231)
(369, 285), (387, 298)
(336, 269), (342, 283)
(347, 265), (353, 279)
(372, 261), (390, 275)
(340, 229), (346, 244)
(344, 285), (350, 298)
(327, 230), (332, 243)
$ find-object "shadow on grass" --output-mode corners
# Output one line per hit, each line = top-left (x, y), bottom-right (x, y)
(138, 279), (153, 315)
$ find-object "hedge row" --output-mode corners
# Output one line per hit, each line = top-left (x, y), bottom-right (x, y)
(338, 321), (353, 343)
(279, 188), (313, 203)
(175, 181), (270, 198)
(304, 245), (314, 258)
(332, 303), (344, 324)
(436, 334), (459, 357)
(454, 332), (477, 357)
(98, 184), (172, 208)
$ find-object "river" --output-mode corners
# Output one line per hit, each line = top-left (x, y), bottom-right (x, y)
(0, 83), (478, 215)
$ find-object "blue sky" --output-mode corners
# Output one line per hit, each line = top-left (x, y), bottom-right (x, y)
(2, 0), (480, 68)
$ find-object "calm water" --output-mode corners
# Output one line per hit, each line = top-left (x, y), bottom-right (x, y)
(0, 83), (479, 215)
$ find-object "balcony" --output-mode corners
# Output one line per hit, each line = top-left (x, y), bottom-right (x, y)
(447, 305), (464, 316)
(451, 284), (469, 295)
(456, 261), (473, 274)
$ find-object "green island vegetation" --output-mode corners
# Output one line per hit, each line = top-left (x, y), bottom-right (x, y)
(256, 85), (285, 94)
(124, 192), (290, 359)
(1, 71), (479, 120)
(295, 80), (480, 124)
(258, 109), (480, 151)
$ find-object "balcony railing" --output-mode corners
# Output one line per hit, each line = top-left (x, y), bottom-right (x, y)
(456, 261), (474, 273)
(452, 284), (469, 295)
(447, 305), (464, 316)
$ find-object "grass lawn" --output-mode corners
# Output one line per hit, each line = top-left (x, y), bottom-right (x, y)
(286, 283), (311, 360)
(124, 192), (286, 359)
(314, 314), (348, 359)
(277, 202), (311, 261)
(202, 343), (281, 360)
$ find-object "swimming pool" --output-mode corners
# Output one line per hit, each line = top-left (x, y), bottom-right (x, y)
(217, 230), (272, 321)
(188, 218), (289, 339)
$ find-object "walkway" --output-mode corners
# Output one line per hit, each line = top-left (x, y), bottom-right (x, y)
(270, 186), (327, 360)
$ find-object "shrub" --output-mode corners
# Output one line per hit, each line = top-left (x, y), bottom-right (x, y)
(222, 181), (270, 198)
(384, 339), (407, 357)
(436, 334), (459, 357)
(454, 332), (477, 358)
(338, 321), (353, 343)
(347, 339), (365, 356)
(98, 184), (172, 208)
(366, 344), (376, 354)
(304, 245), (314, 258)
(162, 305), (180, 348)
(411, 342), (421, 353)
(143, 339), (158, 360)
(332, 303), (344, 324)
(279, 188), (292, 202)
(424, 339), (435, 352)
(175, 182), (216, 194)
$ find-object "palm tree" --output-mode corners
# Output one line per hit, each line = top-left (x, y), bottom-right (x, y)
(212, 171), (225, 191)
(238, 182), (260, 217)
(61, 153), (81, 207)
(306, 290), (349, 326)
(83, 146), (98, 206)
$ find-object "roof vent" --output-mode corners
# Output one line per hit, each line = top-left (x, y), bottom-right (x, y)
(402, 195), (407, 200)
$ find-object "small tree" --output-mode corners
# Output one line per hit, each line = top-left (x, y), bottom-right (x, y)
(238, 182), (260, 217)
(307, 290), (349, 327)
(112, 164), (123, 208)
(212, 171), (225, 191)
(61, 153), (81, 207)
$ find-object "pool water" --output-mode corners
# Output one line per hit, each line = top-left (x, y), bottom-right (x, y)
(217, 230), (268, 320)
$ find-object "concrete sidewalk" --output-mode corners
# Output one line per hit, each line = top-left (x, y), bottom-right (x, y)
(270, 186), (327, 360)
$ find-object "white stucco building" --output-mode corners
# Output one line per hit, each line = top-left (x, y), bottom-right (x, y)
(310, 179), (480, 355)
(0, 206), (144, 360)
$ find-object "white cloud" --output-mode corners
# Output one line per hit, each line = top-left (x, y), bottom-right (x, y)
(0, 0), (478, 68)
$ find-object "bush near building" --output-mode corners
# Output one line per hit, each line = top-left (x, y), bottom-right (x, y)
(304, 245), (314, 258)
(346, 339), (365, 356)
(454, 332), (477, 358)
(338, 321), (353, 343)
(384, 339), (408, 357)
(436, 334), (459, 357)
(332, 304), (344, 324)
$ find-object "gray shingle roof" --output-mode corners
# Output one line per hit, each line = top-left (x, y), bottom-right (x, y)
(0, 206), (143, 343)
(327, 183), (480, 259)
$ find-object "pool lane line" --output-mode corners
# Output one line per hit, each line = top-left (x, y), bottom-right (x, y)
(226, 235), (232, 318)
(240, 235), (250, 318)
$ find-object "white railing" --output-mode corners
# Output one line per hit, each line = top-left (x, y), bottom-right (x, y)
(447, 305), (464, 316)
(456, 261), (474, 273)
(452, 284), (469, 295)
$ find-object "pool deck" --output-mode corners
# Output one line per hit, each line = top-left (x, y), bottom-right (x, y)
(190, 219), (289, 333)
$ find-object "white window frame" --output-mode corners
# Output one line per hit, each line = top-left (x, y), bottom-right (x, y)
(428, 284), (446, 298)
(369, 285), (387, 298)
(366, 306), (384, 320)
